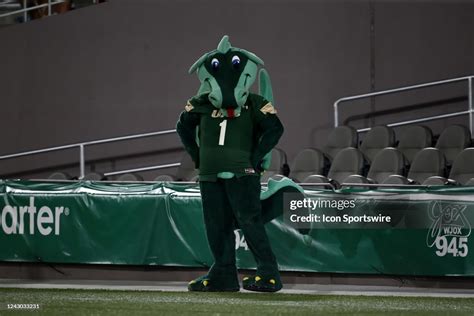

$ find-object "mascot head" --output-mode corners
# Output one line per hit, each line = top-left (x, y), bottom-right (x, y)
(189, 35), (264, 118)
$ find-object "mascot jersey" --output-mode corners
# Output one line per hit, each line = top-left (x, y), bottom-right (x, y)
(178, 92), (281, 181)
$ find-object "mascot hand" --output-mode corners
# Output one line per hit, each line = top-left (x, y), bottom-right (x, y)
(260, 152), (272, 171)
(252, 151), (272, 173)
(251, 156), (265, 173)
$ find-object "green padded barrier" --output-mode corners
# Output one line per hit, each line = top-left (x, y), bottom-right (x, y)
(1, 180), (474, 276)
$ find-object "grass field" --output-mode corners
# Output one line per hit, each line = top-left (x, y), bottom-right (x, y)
(1, 288), (474, 316)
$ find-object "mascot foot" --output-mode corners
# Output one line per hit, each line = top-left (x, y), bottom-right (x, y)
(242, 275), (282, 293)
(188, 275), (240, 292)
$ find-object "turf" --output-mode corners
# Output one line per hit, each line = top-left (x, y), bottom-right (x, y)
(0, 288), (473, 316)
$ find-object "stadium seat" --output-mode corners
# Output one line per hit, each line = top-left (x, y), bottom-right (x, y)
(116, 173), (144, 181)
(290, 148), (329, 182)
(323, 126), (358, 160)
(384, 147), (445, 185)
(435, 125), (471, 166)
(465, 178), (474, 186)
(288, 126), (357, 182)
(397, 125), (433, 164)
(367, 148), (406, 183)
(301, 174), (338, 189)
(155, 174), (198, 182)
(302, 147), (365, 187)
(343, 147), (405, 185)
(157, 152), (198, 181)
(359, 126), (396, 163)
(176, 152), (199, 180)
(83, 172), (106, 180)
(423, 147), (474, 185)
(48, 172), (73, 180)
(261, 148), (289, 182)
(447, 147), (474, 185)
(154, 174), (176, 181)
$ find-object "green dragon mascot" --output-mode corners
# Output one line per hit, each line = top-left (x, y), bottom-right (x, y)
(177, 35), (300, 292)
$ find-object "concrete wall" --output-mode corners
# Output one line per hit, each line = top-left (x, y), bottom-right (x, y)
(0, 0), (472, 179)
(370, 1), (473, 133)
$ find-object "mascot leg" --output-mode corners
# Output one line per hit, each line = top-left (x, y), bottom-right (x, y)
(226, 176), (283, 292)
(188, 180), (240, 292)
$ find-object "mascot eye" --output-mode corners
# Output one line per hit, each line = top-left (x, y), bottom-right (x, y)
(211, 58), (220, 70)
(231, 55), (241, 68)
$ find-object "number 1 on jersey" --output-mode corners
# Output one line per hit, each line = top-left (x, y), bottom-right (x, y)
(218, 120), (227, 146)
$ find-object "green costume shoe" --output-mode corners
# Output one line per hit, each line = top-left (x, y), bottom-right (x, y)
(242, 275), (283, 292)
(188, 275), (240, 292)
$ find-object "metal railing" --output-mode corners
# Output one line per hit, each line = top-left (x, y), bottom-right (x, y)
(3, 75), (473, 180)
(0, 129), (178, 179)
(334, 75), (474, 137)
(0, 0), (100, 20)
(0, 0), (64, 20)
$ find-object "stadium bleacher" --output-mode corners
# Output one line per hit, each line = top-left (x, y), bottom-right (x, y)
(116, 173), (144, 182)
(154, 152), (198, 181)
(48, 171), (73, 180)
(42, 124), (474, 189)
(290, 148), (328, 182)
(356, 147), (406, 184)
(82, 171), (106, 181)
(299, 147), (365, 188)
(434, 124), (471, 167)
(384, 147), (446, 185)
(322, 125), (359, 161)
(423, 147), (474, 185)
(396, 125), (433, 165)
(260, 148), (289, 182)
(284, 124), (473, 189)
(289, 126), (358, 182)
(261, 73), (469, 191)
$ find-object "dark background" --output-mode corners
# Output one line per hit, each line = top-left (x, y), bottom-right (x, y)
(1, 0), (473, 179)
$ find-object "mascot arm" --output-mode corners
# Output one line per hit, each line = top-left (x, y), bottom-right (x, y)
(176, 111), (200, 168)
(251, 114), (284, 172)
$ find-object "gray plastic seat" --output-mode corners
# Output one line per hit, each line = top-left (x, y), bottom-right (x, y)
(343, 174), (372, 188)
(158, 152), (198, 181)
(366, 147), (406, 184)
(328, 147), (365, 184)
(407, 148), (446, 184)
(323, 126), (358, 160)
(382, 175), (410, 185)
(300, 174), (338, 189)
(397, 125), (433, 164)
(289, 126), (356, 181)
(384, 147), (445, 185)
(48, 172), (73, 180)
(465, 178), (474, 186)
(154, 174), (176, 181)
(83, 172), (106, 181)
(176, 152), (199, 180)
(435, 125), (471, 166)
(261, 148), (288, 182)
(422, 176), (450, 186)
(290, 148), (328, 182)
(360, 126), (396, 163)
(448, 148), (474, 185)
(116, 173), (144, 181)
(302, 147), (365, 187)
(423, 148), (474, 185)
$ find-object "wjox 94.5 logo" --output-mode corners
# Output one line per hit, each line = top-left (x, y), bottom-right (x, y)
(426, 201), (471, 258)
